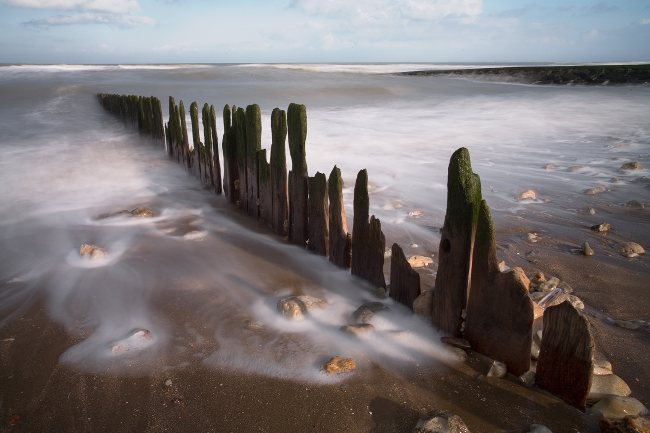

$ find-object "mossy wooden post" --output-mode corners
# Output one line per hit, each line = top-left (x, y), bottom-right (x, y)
(287, 103), (308, 246)
(154, 97), (164, 146)
(389, 243), (420, 310)
(270, 108), (288, 235)
(168, 96), (177, 158)
(222, 105), (238, 203)
(307, 172), (328, 256)
(351, 169), (386, 289)
(179, 101), (189, 169)
(245, 104), (262, 218)
(432, 147), (482, 338)
(202, 103), (214, 189)
(258, 149), (271, 225)
(464, 200), (533, 376)
(536, 302), (594, 410)
(328, 166), (351, 268)
(210, 105), (222, 195)
(235, 107), (248, 210)
(190, 102), (202, 181)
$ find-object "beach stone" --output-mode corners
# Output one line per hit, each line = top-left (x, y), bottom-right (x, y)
(487, 360), (507, 378)
(109, 329), (153, 354)
(536, 301), (594, 410)
(414, 288), (434, 319)
(582, 242), (595, 256)
(320, 356), (355, 374)
(183, 230), (204, 240)
(447, 346), (468, 362)
(517, 190), (536, 200)
(519, 370), (536, 387)
(619, 162), (643, 171)
(79, 244), (108, 261)
(340, 324), (374, 335)
(589, 396), (649, 420)
(591, 223), (611, 232)
(525, 233), (538, 243)
(372, 287), (387, 299)
(611, 178), (622, 183)
(408, 210), (422, 216)
(352, 302), (387, 324)
(617, 243), (645, 255)
(131, 206), (154, 217)
(624, 253), (640, 258)
(542, 163), (555, 170)
(557, 281), (574, 294)
(532, 272), (546, 285)
(164, 378), (173, 387)
(625, 200), (645, 208)
(538, 277), (560, 293)
(529, 292), (547, 303)
(497, 261), (506, 272)
(599, 416), (650, 433)
(586, 186), (606, 195)
(441, 337), (471, 350)
(532, 302), (544, 319)
(412, 410), (471, 433)
(526, 424), (552, 433)
(588, 374), (632, 404)
(577, 207), (596, 215)
(464, 200), (533, 376)
(545, 293), (584, 311)
(408, 255), (434, 267)
(594, 359), (613, 376)
(277, 295), (329, 321)
(433, 148), (482, 338)
(531, 330), (542, 360)
(568, 165), (585, 172)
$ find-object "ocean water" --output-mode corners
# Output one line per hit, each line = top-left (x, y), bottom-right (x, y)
(0, 63), (649, 379)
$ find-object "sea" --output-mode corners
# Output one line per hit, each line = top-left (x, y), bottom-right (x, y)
(0, 63), (649, 379)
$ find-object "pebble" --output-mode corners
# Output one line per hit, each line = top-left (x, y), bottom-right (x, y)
(384, 201), (403, 209)
(372, 287), (387, 299)
(616, 242), (645, 255)
(277, 295), (329, 321)
(352, 302), (388, 324)
(183, 230), (204, 240)
(517, 190), (536, 200)
(524, 233), (538, 243)
(340, 324), (375, 335)
(131, 206), (154, 217)
(407, 256), (434, 267)
(410, 243), (418, 248)
(531, 272), (546, 285)
(486, 360), (507, 378)
(619, 162), (643, 171)
(594, 359), (613, 376)
(320, 356), (355, 374)
(585, 186), (606, 195)
(538, 277), (560, 293)
(447, 346), (468, 362)
(542, 163), (555, 170)
(413, 289), (434, 319)
(568, 165), (585, 172)
(599, 416), (650, 433)
(577, 207), (596, 215)
(526, 424), (553, 433)
(408, 210), (422, 217)
(519, 371), (536, 388)
(610, 178), (621, 183)
(531, 330), (542, 360)
(582, 242), (594, 256)
(109, 329), (153, 354)
(79, 244), (109, 261)
(589, 396), (649, 420)
(591, 223), (611, 232)
(624, 200), (645, 208)
(588, 374), (632, 404)
(164, 379), (173, 387)
(412, 411), (470, 433)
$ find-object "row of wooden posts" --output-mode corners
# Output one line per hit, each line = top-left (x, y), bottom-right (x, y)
(97, 93), (596, 411)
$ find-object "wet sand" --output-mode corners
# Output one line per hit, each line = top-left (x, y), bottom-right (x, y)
(1, 193), (648, 432)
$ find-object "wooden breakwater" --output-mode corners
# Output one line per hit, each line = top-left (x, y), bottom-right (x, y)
(97, 93), (597, 410)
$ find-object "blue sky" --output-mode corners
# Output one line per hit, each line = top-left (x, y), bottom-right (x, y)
(0, 0), (648, 64)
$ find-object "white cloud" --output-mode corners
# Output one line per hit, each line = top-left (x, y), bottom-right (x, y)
(0, 0), (139, 14)
(322, 33), (354, 50)
(23, 12), (154, 27)
(641, 18), (650, 25)
(97, 43), (114, 52)
(583, 29), (598, 40)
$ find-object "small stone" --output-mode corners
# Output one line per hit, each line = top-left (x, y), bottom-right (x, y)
(410, 243), (418, 248)
(517, 190), (536, 200)
(532, 272), (546, 285)
(543, 199), (551, 203)
(531, 330), (542, 360)
(557, 281), (574, 294)
(408, 210), (422, 217)
(384, 201), (403, 209)
(164, 379), (173, 387)
(244, 319), (262, 329)
(589, 396), (649, 420)
(582, 242), (594, 256)
(525, 425), (552, 433)
(79, 244), (108, 261)
(624, 252), (639, 258)
(340, 324), (374, 335)
(610, 178), (621, 183)
(277, 295), (329, 321)
(586, 186), (606, 195)
(542, 163), (555, 170)
(447, 346), (468, 362)
(538, 277), (560, 293)
(617, 243), (645, 255)
(591, 223), (611, 232)
(519, 370), (536, 387)
(612, 319), (641, 330)
(407, 256), (433, 267)
(619, 162), (643, 171)
(372, 287), (387, 299)
(441, 337), (471, 350)
(588, 374), (632, 404)
(524, 233), (538, 243)
(109, 329), (153, 354)
(577, 207), (596, 215)
(487, 360), (507, 378)
(625, 200), (645, 208)
(320, 356), (355, 374)
(532, 302), (544, 320)
(594, 359), (613, 376)
(568, 165), (585, 172)
(497, 261), (506, 272)
(352, 302), (387, 324)
(131, 206), (154, 217)
(413, 289), (434, 319)
(626, 416), (650, 432)
(412, 410), (471, 433)
(183, 230), (204, 240)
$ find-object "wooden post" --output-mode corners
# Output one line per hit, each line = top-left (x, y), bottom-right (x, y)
(202, 103), (215, 189)
(189, 102), (202, 181)
(307, 172), (328, 256)
(328, 165), (351, 268)
(222, 104), (238, 203)
(389, 243), (420, 310)
(287, 103), (308, 246)
(351, 169), (386, 289)
(245, 104), (261, 218)
(536, 302), (594, 410)
(235, 107), (247, 210)
(178, 101), (189, 169)
(258, 149), (272, 226)
(432, 147), (482, 338)
(270, 108), (288, 235)
(210, 105), (222, 195)
(168, 96), (177, 158)
(464, 200), (533, 376)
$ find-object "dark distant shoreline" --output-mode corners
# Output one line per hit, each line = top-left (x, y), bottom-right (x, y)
(397, 64), (650, 85)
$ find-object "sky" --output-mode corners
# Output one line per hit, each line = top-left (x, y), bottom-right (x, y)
(0, 0), (648, 64)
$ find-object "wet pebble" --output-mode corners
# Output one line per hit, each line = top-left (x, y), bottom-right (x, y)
(531, 272), (546, 285)
(585, 186), (606, 195)
(589, 396), (649, 420)
(131, 206), (154, 217)
(412, 411), (470, 433)
(516, 190), (536, 200)
(408, 210), (422, 217)
(413, 289), (434, 319)
(526, 424), (552, 433)
(320, 356), (355, 374)
(407, 256), (433, 267)
(624, 200), (645, 208)
(588, 374), (632, 404)
(538, 277), (559, 293)
(277, 295), (329, 321)
(519, 371), (535, 388)
(582, 242), (594, 256)
(616, 242), (645, 255)
(591, 222), (611, 232)
(577, 207), (596, 215)
(340, 324), (374, 335)
(79, 244), (109, 261)
(542, 163), (555, 170)
(486, 360), (507, 378)
(372, 287), (387, 299)
(524, 233), (538, 243)
(164, 379), (173, 387)
(352, 302), (388, 324)
(619, 162), (643, 171)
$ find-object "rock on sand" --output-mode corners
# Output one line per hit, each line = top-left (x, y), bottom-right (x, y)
(277, 295), (329, 321)
(517, 190), (536, 201)
(619, 162), (643, 171)
(79, 244), (108, 260)
(589, 396), (649, 420)
(412, 410), (471, 433)
(616, 243), (645, 255)
(320, 356), (355, 374)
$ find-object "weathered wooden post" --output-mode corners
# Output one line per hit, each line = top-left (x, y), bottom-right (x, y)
(536, 302), (594, 410)
(178, 101), (189, 169)
(258, 149), (272, 225)
(351, 169), (386, 289)
(287, 103), (308, 246)
(190, 102), (202, 181)
(245, 104), (261, 218)
(202, 103), (215, 189)
(464, 200), (533, 376)
(210, 105), (222, 195)
(270, 108), (288, 235)
(328, 166), (351, 268)
(389, 243), (420, 310)
(431, 147), (482, 337)
(168, 96), (177, 158)
(307, 172), (328, 256)
(222, 104), (238, 203)
(235, 107), (248, 210)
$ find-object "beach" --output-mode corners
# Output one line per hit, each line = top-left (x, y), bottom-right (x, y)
(0, 63), (649, 432)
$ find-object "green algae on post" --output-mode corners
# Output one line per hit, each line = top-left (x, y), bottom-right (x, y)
(328, 165), (351, 269)
(287, 103), (308, 246)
